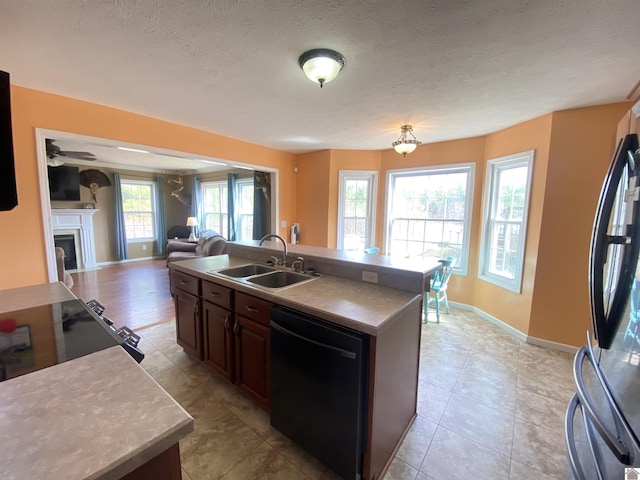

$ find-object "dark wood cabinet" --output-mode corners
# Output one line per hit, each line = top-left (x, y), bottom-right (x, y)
(203, 300), (234, 382)
(202, 280), (234, 382)
(175, 289), (202, 359)
(234, 292), (272, 409)
(233, 313), (270, 409)
(172, 270), (272, 409)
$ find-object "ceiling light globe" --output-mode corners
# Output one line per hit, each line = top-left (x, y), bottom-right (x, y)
(298, 49), (346, 88)
(393, 142), (418, 156)
(392, 125), (422, 156)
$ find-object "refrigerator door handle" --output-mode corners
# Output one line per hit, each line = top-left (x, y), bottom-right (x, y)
(573, 345), (631, 463)
(566, 394), (605, 480)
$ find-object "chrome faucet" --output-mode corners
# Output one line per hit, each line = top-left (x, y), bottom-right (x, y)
(291, 257), (305, 273)
(259, 234), (288, 266)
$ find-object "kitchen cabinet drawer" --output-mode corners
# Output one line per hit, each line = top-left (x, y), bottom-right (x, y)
(235, 292), (272, 326)
(203, 280), (232, 309)
(172, 271), (201, 296)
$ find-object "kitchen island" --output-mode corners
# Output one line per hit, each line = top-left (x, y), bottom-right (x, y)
(168, 243), (441, 480)
(0, 282), (194, 480)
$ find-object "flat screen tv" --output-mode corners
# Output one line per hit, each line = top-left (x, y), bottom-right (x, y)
(0, 70), (17, 211)
(48, 165), (81, 201)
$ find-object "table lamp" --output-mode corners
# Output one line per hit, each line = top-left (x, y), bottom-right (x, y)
(186, 217), (198, 241)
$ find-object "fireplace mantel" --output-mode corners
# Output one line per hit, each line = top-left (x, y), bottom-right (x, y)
(51, 209), (99, 270)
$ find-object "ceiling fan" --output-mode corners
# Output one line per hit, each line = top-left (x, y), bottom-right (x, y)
(46, 139), (97, 166)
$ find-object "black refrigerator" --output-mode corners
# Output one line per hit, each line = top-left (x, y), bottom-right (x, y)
(565, 111), (640, 478)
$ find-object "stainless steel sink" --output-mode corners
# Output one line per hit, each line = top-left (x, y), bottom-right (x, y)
(216, 264), (276, 278)
(247, 270), (316, 289)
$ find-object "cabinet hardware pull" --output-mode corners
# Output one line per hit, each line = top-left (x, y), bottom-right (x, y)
(233, 320), (240, 335)
(180, 280), (189, 285)
(193, 302), (199, 317)
(224, 314), (230, 330)
(210, 292), (222, 298)
(245, 305), (259, 313)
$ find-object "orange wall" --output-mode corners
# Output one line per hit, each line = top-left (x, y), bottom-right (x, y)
(0, 86), (296, 289)
(295, 150), (331, 246)
(528, 103), (630, 345)
(327, 150), (382, 249)
(477, 114), (554, 334)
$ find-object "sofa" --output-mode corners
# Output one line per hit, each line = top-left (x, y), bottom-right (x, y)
(167, 230), (227, 295)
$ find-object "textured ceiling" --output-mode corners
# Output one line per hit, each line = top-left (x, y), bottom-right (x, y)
(2, 0), (640, 158)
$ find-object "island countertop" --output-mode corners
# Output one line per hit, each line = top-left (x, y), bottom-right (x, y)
(169, 253), (425, 336)
(0, 283), (194, 480)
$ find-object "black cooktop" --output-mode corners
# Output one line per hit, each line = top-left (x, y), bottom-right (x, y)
(0, 299), (124, 382)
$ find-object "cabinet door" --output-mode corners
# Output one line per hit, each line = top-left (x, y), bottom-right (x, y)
(203, 300), (233, 382)
(234, 315), (270, 410)
(175, 289), (202, 359)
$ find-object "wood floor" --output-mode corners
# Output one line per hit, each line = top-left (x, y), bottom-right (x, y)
(70, 259), (175, 332)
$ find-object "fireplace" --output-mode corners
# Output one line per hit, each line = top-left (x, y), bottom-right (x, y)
(54, 234), (78, 270)
(51, 209), (99, 270)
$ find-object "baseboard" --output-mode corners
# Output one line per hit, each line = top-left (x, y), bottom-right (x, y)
(524, 336), (578, 354)
(98, 256), (164, 266)
(448, 301), (578, 354)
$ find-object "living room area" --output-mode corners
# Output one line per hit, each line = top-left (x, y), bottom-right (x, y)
(44, 130), (278, 288)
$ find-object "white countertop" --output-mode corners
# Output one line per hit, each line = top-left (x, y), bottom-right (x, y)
(0, 281), (76, 313)
(0, 283), (194, 480)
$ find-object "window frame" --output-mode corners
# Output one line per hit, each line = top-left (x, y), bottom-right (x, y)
(201, 180), (228, 237)
(120, 179), (157, 243)
(201, 177), (254, 241)
(478, 150), (535, 293)
(337, 170), (378, 251)
(384, 163), (475, 274)
(235, 179), (255, 241)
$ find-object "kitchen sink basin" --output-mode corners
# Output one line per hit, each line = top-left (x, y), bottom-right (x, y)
(216, 264), (276, 278)
(247, 270), (316, 289)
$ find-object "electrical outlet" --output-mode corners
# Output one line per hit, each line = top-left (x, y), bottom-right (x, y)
(362, 271), (378, 284)
(142, 245), (147, 251)
(281, 220), (287, 228)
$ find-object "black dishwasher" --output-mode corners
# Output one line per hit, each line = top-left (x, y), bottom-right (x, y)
(270, 306), (368, 480)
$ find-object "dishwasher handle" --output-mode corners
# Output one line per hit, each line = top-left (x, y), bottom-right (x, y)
(271, 320), (357, 360)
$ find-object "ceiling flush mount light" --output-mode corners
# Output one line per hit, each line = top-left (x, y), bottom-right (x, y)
(298, 48), (346, 88)
(392, 125), (422, 157)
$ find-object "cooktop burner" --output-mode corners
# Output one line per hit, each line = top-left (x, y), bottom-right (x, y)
(0, 299), (131, 382)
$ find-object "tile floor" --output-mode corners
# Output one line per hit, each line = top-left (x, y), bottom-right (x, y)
(137, 307), (576, 480)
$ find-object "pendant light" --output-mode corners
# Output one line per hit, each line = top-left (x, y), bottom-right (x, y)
(392, 125), (422, 156)
(298, 49), (346, 88)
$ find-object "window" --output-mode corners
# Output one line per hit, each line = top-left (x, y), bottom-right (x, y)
(121, 180), (156, 240)
(202, 182), (228, 237)
(202, 179), (254, 240)
(479, 150), (534, 292)
(386, 164), (474, 273)
(337, 171), (377, 251)
(236, 180), (254, 240)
